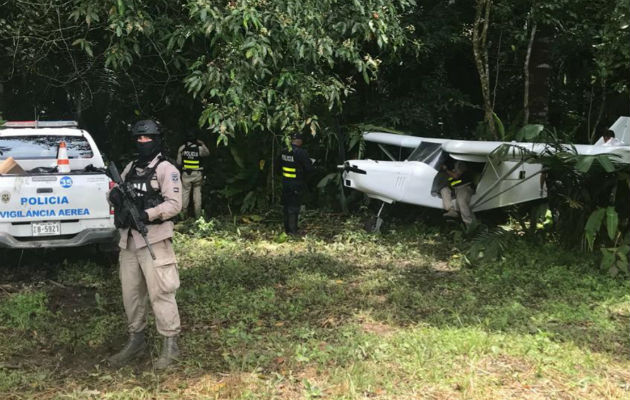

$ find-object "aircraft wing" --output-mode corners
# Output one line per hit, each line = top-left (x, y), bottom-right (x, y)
(363, 132), (447, 149)
(444, 139), (630, 164)
(364, 129), (630, 164)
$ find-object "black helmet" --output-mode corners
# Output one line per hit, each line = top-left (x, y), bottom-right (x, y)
(131, 120), (160, 136)
(185, 130), (197, 142)
(291, 132), (304, 141)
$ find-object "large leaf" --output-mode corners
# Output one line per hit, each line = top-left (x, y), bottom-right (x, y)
(317, 172), (338, 189)
(596, 155), (615, 173)
(492, 112), (505, 140)
(515, 124), (544, 141)
(230, 147), (245, 169)
(575, 156), (595, 173)
(584, 208), (606, 251)
(605, 206), (619, 241)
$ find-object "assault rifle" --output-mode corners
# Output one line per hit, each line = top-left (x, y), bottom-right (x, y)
(107, 162), (156, 260)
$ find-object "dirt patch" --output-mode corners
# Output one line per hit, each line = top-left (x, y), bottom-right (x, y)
(477, 355), (534, 376)
(361, 321), (395, 337)
(431, 260), (459, 272)
(47, 285), (97, 314)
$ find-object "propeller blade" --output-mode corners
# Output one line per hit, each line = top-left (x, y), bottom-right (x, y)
(339, 162), (366, 175)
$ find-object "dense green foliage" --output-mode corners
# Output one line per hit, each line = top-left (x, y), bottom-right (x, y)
(0, 0), (628, 264)
(0, 215), (628, 398)
(2, 0), (627, 145)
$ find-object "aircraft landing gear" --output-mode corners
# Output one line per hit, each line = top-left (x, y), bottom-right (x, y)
(365, 202), (387, 233)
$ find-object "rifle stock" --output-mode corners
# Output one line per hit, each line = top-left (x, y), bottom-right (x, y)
(107, 163), (156, 260)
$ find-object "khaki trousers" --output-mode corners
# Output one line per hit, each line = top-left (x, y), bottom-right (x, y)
(119, 236), (181, 337)
(182, 170), (203, 218)
(440, 186), (454, 211)
(454, 184), (475, 226)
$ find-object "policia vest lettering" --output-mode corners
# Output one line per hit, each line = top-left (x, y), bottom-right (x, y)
(182, 143), (201, 171)
(281, 152), (301, 182)
(117, 157), (169, 228)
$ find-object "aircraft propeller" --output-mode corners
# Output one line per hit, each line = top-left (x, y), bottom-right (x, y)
(338, 161), (367, 175)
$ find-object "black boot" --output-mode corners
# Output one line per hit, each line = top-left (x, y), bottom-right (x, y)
(283, 209), (291, 234)
(155, 336), (180, 370)
(288, 212), (299, 235)
(108, 331), (147, 367)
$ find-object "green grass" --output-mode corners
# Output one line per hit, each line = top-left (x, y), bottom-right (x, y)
(0, 214), (628, 399)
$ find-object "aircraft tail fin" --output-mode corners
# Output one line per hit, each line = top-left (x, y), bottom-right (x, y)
(610, 116), (630, 145)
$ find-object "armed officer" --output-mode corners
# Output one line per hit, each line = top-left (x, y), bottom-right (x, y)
(108, 120), (183, 370)
(176, 132), (210, 218)
(279, 133), (313, 235)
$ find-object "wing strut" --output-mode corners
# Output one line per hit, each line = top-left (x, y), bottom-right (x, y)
(471, 162), (545, 209)
(473, 170), (545, 209)
(378, 144), (397, 161)
(470, 159), (526, 208)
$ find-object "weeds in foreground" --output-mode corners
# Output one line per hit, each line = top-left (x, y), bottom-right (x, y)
(0, 214), (628, 399)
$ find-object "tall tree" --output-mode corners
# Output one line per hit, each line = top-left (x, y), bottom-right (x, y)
(472, 0), (497, 139)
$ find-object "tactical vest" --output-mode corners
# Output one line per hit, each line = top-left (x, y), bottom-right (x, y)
(281, 150), (301, 182)
(123, 157), (167, 225)
(182, 143), (201, 170)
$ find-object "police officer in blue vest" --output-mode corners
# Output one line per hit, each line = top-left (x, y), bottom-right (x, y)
(279, 133), (314, 234)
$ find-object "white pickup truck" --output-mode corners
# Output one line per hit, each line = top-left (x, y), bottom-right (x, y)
(0, 121), (116, 248)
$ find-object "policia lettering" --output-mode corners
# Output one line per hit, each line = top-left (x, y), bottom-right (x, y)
(281, 154), (297, 178)
(181, 143), (201, 171)
(279, 135), (313, 235)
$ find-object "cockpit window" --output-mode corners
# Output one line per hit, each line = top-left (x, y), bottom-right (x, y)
(407, 142), (446, 170)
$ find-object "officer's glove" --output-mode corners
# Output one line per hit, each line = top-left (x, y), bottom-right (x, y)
(140, 210), (150, 223)
(109, 186), (124, 209)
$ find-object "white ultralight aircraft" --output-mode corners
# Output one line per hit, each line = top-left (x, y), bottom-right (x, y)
(341, 117), (630, 229)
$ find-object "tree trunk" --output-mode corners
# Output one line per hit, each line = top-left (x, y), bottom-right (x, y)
(472, 0), (497, 139)
(523, 22), (537, 125)
(527, 26), (552, 125)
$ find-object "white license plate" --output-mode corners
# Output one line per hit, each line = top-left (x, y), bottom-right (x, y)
(32, 222), (61, 236)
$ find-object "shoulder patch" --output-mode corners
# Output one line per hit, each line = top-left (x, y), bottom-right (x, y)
(171, 172), (179, 182)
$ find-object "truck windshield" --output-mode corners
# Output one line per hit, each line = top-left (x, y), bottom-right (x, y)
(407, 142), (446, 170)
(0, 136), (93, 160)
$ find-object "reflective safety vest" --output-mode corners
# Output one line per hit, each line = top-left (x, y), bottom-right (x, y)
(182, 143), (201, 170)
(281, 152), (299, 180)
(448, 168), (473, 188)
(448, 176), (463, 187)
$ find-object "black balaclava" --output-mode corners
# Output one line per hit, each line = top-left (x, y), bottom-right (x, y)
(135, 136), (162, 165)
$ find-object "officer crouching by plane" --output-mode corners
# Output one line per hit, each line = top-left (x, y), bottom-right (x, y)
(108, 119), (183, 370)
(441, 159), (476, 228)
(176, 132), (210, 219)
(279, 132), (314, 235)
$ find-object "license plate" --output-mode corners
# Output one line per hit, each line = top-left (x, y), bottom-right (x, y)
(32, 222), (61, 236)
